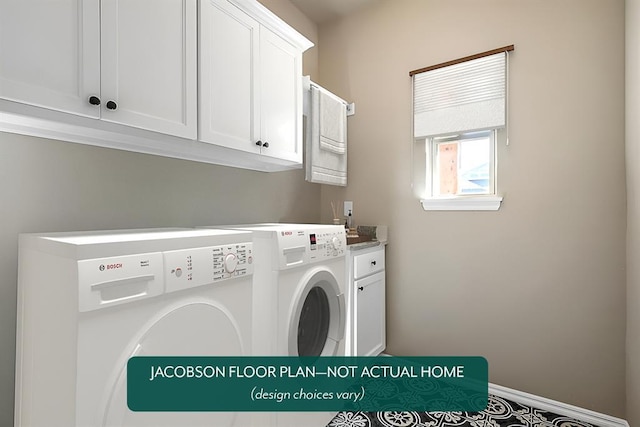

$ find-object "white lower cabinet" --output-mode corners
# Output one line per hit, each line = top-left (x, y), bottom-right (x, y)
(355, 271), (386, 357)
(348, 245), (386, 357)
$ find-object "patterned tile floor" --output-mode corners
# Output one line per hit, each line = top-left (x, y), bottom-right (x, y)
(326, 394), (601, 427)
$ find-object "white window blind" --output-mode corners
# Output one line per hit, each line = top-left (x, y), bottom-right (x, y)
(413, 52), (507, 138)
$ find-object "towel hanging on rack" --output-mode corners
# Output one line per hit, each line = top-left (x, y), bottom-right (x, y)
(304, 80), (350, 186)
(318, 90), (346, 155)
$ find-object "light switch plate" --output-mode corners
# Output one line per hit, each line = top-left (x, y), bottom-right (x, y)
(344, 201), (353, 217)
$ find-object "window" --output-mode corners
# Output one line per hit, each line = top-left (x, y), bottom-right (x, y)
(430, 130), (495, 197)
(410, 46), (513, 211)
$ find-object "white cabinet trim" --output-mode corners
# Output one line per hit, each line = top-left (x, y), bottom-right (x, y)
(0, 102), (303, 172)
(227, 0), (313, 51)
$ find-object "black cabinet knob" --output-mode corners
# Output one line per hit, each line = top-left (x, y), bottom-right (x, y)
(88, 96), (101, 106)
(255, 140), (263, 147)
(358, 286), (364, 291)
(371, 260), (377, 266)
(106, 101), (117, 110)
(262, 142), (269, 148)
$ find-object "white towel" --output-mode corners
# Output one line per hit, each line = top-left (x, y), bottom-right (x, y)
(319, 90), (346, 154)
(305, 86), (348, 186)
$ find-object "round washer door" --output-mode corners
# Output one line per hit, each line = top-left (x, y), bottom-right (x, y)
(101, 302), (247, 427)
(288, 269), (345, 357)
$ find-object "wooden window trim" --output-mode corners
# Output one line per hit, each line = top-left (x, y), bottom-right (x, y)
(409, 45), (514, 77)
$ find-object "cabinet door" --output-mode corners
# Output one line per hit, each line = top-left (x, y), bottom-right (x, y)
(355, 272), (386, 357)
(100, 0), (197, 138)
(199, 0), (261, 154)
(0, 0), (100, 117)
(259, 28), (303, 163)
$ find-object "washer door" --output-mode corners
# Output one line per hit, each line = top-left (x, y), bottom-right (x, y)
(100, 302), (247, 427)
(288, 269), (345, 357)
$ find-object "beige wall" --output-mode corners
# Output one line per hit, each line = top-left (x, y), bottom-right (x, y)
(627, 1), (640, 425)
(319, 0), (626, 417)
(0, 2), (318, 425)
(259, 0), (318, 80)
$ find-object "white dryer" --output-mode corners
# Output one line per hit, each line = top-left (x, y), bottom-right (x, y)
(15, 228), (255, 427)
(205, 223), (347, 427)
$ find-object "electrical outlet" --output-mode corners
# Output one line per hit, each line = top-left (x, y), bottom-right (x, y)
(344, 201), (353, 217)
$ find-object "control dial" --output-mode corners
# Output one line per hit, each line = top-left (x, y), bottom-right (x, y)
(329, 236), (342, 255)
(223, 253), (239, 273)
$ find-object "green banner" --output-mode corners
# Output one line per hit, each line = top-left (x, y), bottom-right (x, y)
(128, 356), (487, 412)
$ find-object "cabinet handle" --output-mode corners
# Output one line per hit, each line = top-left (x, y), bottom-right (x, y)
(358, 286), (364, 291)
(106, 100), (117, 110)
(371, 260), (377, 266)
(255, 140), (263, 147)
(262, 142), (269, 148)
(88, 96), (101, 106)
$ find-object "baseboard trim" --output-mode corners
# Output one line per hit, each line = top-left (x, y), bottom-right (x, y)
(489, 383), (629, 427)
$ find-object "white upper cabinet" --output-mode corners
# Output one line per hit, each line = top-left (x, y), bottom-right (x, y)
(199, 0), (260, 154)
(0, 0), (101, 118)
(259, 28), (302, 163)
(199, 0), (311, 166)
(100, 0), (197, 139)
(0, 0), (310, 171)
(0, 0), (197, 139)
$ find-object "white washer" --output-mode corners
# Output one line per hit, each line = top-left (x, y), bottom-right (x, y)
(15, 228), (255, 427)
(206, 223), (347, 427)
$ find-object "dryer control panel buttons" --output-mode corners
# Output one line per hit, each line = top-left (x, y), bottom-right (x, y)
(164, 243), (253, 293)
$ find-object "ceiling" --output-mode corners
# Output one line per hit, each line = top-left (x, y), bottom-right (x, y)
(288, 0), (378, 24)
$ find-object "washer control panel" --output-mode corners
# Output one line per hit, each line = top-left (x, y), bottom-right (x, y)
(276, 226), (346, 269)
(309, 229), (346, 260)
(164, 243), (253, 293)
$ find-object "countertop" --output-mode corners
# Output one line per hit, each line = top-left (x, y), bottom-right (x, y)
(346, 225), (387, 251)
(347, 240), (382, 251)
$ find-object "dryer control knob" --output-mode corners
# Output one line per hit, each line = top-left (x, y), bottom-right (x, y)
(224, 253), (239, 273)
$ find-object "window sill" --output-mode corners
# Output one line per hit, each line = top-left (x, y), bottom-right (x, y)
(420, 195), (503, 211)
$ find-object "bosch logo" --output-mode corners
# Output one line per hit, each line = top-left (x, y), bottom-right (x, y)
(99, 263), (123, 271)
(281, 231), (293, 236)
